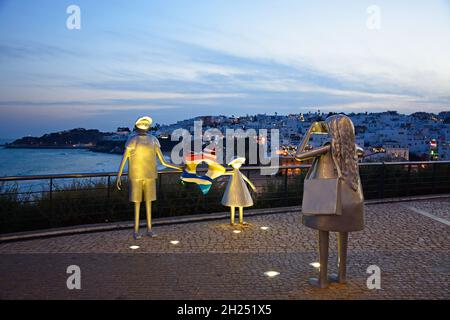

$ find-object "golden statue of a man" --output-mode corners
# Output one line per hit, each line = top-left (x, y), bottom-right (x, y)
(116, 116), (182, 240)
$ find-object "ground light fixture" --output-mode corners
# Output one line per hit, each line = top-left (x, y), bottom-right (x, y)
(310, 262), (320, 269)
(233, 230), (242, 234)
(129, 245), (140, 250)
(264, 271), (280, 278)
(260, 226), (269, 230)
(170, 240), (180, 245)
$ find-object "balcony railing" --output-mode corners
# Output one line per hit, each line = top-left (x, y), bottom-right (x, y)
(0, 161), (449, 234)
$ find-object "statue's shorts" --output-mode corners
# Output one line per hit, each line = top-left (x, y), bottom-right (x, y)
(129, 178), (156, 202)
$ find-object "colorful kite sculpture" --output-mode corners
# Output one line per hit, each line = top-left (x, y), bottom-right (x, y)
(180, 152), (226, 194)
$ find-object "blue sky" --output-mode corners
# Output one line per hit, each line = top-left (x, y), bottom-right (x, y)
(0, 0), (449, 138)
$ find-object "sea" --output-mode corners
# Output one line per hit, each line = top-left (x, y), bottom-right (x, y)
(0, 147), (124, 177)
(0, 146), (176, 195)
(0, 146), (175, 177)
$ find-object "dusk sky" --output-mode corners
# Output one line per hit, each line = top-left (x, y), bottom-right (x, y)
(0, 0), (449, 138)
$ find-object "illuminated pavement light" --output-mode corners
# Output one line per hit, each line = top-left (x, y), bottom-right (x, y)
(264, 271), (280, 278)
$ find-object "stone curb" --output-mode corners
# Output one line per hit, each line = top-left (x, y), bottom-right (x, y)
(1, 194), (448, 243)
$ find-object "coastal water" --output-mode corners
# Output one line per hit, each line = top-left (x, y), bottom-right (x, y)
(0, 148), (170, 196)
(0, 148), (127, 194)
(0, 148), (124, 177)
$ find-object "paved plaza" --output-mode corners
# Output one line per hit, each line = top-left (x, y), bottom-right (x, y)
(0, 198), (449, 299)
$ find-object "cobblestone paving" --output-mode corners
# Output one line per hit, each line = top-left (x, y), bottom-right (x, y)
(404, 198), (450, 221)
(0, 199), (449, 299)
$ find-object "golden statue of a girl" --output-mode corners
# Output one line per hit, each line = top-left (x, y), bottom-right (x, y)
(295, 115), (365, 288)
(221, 157), (256, 225)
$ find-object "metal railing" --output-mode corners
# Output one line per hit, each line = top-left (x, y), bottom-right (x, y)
(0, 161), (449, 234)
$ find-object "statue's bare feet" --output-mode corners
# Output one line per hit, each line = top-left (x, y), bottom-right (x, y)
(308, 277), (329, 289)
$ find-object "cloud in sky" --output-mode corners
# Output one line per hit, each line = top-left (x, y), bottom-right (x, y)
(0, 0), (449, 137)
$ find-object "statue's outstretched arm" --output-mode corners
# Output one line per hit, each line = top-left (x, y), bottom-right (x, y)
(156, 147), (183, 171)
(241, 173), (257, 192)
(295, 121), (329, 161)
(116, 148), (130, 190)
(295, 145), (330, 162)
(297, 122), (328, 152)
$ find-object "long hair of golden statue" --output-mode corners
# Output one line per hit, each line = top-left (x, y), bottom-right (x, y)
(326, 115), (360, 191)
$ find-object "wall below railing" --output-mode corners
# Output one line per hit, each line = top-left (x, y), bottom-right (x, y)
(1, 161), (449, 234)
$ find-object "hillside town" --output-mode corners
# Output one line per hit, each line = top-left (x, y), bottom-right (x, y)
(148, 111), (450, 162)
(9, 111), (450, 162)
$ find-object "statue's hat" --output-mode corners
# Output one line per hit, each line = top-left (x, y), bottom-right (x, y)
(135, 116), (153, 130)
(228, 156), (246, 166)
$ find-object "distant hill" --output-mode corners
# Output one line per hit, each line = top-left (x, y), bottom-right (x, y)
(8, 128), (107, 148)
(6, 128), (177, 153)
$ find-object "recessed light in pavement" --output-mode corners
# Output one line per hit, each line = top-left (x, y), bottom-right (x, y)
(260, 226), (269, 230)
(310, 262), (320, 269)
(170, 240), (180, 245)
(129, 245), (140, 250)
(233, 230), (241, 234)
(264, 271), (280, 278)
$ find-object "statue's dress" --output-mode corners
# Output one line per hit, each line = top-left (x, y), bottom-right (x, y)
(302, 149), (365, 232)
(221, 169), (253, 207)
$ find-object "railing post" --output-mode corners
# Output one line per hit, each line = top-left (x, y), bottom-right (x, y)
(49, 178), (53, 220)
(107, 175), (111, 198)
(284, 168), (288, 198)
(107, 175), (111, 212)
(157, 173), (162, 216)
(431, 162), (437, 194)
(379, 162), (385, 199)
(406, 164), (411, 197)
